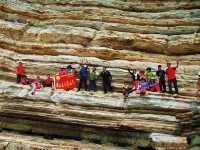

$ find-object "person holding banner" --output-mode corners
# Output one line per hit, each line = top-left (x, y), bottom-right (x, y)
(78, 64), (88, 91)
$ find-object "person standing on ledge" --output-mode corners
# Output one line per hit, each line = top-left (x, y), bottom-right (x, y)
(156, 65), (166, 93)
(89, 66), (98, 92)
(99, 67), (112, 94)
(77, 64), (88, 91)
(16, 62), (25, 84)
(166, 60), (179, 94)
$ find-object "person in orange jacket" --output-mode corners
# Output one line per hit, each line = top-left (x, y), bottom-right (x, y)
(166, 60), (179, 94)
(16, 62), (25, 84)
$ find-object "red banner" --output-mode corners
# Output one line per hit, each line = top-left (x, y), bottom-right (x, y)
(55, 74), (77, 90)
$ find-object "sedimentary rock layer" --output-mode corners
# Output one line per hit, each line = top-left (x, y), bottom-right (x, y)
(0, 80), (197, 150)
(0, 0), (200, 150)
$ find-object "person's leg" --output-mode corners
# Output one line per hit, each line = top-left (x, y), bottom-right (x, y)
(127, 88), (134, 95)
(89, 80), (95, 91)
(173, 79), (179, 94)
(159, 79), (162, 92)
(16, 74), (21, 83)
(83, 78), (88, 91)
(94, 80), (97, 91)
(30, 83), (36, 95)
(168, 80), (173, 94)
(78, 78), (83, 91)
(108, 81), (113, 92)
(42, 81), (47, 87)
(89, 80), (92, 91)
(162, 80), (167, 92)
(103, 82), (107, 93)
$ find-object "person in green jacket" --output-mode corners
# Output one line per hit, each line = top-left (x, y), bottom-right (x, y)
(89, 67), (98, 91)
(144, 67), (155, 81)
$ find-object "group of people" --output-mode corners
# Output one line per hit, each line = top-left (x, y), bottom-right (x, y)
(78, 65), (112, 93)
(15, 62), (113, 94)
(16, 62), (53, 94)
(122, 61), (180, 99)
(15, 61), (200, 99)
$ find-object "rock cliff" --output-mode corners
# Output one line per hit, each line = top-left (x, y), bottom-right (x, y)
(0, 0), (200, 150)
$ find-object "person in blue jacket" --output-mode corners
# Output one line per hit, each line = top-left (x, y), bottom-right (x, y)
(78, 64), (88, 91)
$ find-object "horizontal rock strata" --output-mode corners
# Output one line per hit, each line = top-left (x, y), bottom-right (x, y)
(0, 80), (197, 150)
(0, 0), (200, 150)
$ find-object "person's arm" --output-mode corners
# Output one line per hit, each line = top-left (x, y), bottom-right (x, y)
(128, 69), (134, 76)
(15, 66), (18, 74)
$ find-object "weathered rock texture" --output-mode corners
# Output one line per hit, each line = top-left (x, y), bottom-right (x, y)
(0, 0), (200, 150)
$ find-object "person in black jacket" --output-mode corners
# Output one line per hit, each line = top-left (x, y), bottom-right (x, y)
(156, 65), (166, 92)
(99, 67), (112, 93)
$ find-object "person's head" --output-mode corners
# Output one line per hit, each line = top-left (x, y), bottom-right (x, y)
(198, 72), (200, 78)
(146, 67), (151, 72)
(103, 66), (106, 72)
(18, 62), (23, 66)
(92, 67), (96, 72)
(36, 76), (40, 80)
(47, 74), (51, 78)
(141, 78), (145, 83)
(158, 65), (162, 70)
(167, 62), (171, 68)
(124, 81), (129, 86)
(67, 65), (73, 70)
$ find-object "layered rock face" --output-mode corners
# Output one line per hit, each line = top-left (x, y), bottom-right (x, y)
(0, 0), (200, 150)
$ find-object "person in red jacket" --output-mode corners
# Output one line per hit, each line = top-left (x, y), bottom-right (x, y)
(16, 62), (25, 84)
(166, 60), (179, 94)
(43, 74), (53, 87)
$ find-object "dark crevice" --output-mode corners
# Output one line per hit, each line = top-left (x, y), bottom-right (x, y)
(137, 146), (155, 150)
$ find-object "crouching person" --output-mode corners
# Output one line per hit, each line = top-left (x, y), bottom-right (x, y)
(20, 75), (30, 85)
(139, 78), (149, 96)
(30, 76), (43, 95)
(123, 81), (135, 100)
(149, 78), (160, 92)
(43, 74), (53, 87)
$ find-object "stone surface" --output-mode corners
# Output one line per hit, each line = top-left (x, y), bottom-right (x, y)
(0, 80), (199, 150)
(0, 0), (200, 150)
